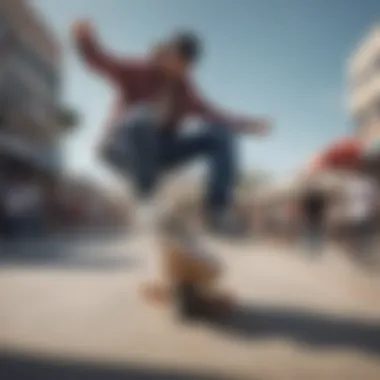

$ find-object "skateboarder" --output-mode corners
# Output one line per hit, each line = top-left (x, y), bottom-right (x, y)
(302, 186), (327, 253)
(71, 20), (272, 234)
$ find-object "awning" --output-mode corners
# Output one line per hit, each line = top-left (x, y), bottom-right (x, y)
(310, 138), (364, 172)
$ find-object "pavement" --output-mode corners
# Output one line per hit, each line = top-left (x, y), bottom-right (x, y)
(1, 233), (380, 379)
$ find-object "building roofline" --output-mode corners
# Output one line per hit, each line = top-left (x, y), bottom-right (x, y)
(348, 23), (380, 72)
(25, 0), (62, 58)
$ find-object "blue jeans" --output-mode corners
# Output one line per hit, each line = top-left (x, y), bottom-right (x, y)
(102, 114), (237, 214)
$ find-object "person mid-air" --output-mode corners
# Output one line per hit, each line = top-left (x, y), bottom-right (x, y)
(72, 20), (272, 235)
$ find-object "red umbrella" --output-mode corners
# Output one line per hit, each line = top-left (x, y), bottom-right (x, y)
(310, 138), (364, 172)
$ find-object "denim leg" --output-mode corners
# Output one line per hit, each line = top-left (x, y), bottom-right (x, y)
(102, 109), (161, 199)
(161, 123), (237, 214)
(205, 124), (236, 213)
(103, 117), (237, 208)
(128, 121), (160, 198)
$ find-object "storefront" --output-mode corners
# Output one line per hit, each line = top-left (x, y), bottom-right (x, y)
(0, 132), (63, 237)
(362, 138), (380, 178)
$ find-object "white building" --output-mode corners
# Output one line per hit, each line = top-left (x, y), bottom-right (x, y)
(0, 0), (61, 141)
(0, 0), (74, 232)
(348, 25), (380, 144)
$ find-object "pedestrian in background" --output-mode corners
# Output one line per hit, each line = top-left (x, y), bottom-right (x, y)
(302, 186), (327, 254)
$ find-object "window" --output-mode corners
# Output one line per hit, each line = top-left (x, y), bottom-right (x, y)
(0, 23), (7, 44)
(11, 58), (56, 101)
(374, 97), (380, 119)
(0, 21), (12, 56)
(353, 52), (380, 90)
(0, 73), (54, 131)
(375, 54), (380, 71)
(14, 41), (59, 95)
(356, 67), (372, 89)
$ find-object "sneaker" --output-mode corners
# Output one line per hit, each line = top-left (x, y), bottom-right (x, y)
(175, 283), (231, 321)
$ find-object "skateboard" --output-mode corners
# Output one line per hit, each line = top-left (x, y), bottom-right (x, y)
(140, 217), (236, 320)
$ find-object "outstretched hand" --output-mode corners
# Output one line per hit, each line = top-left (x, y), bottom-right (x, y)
(71, 19), (95, 41)
(241, 117), (273, 136)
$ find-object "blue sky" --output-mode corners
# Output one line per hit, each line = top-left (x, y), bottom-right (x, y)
(32, 0), (380, 185)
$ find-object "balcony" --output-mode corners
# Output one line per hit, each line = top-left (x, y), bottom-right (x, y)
(0, 130), (62, 174)
(349, 75), (380, 114)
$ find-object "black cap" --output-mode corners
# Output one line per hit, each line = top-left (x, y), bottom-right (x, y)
(171, 31), (202, 63)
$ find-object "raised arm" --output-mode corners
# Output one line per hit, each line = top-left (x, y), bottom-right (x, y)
(71, 20), (134, 82)
(188, 84), (272, 135)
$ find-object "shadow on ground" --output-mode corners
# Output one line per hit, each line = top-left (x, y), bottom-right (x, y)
(210, 304), (380, 355)
(0, 352), (230, 380)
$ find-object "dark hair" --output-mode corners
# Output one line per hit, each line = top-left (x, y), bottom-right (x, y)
(172, 31), (202, 63)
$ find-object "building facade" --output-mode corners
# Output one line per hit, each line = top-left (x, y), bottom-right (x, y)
(0, 0), (63, 172)
(348, 26), (380, 144)
(0, 0), (73, 236)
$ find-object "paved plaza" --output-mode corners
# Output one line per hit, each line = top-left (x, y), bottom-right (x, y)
(1, 233), (380, 379)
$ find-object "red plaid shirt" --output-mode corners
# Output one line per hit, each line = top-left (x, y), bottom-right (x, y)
(75, 33), (254, 146)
